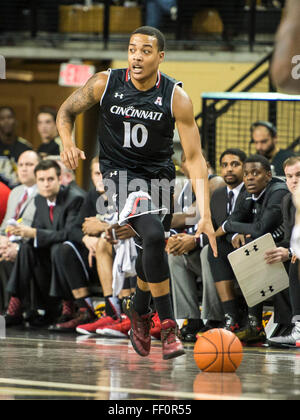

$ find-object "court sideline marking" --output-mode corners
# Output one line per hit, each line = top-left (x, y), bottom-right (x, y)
(0, 377), (264, 400)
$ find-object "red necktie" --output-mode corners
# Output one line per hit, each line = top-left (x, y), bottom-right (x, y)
(14, 190), (28, 220)
(49, 205), (55, 223)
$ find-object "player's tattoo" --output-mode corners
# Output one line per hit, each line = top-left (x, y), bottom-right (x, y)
(58, 73), (100, 127)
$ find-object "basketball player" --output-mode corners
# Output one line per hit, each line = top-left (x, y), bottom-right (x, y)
(57, 26), (217, 360)
(271, 0), (300, 94)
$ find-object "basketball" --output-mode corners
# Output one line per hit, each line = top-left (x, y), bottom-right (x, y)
(194, 329), (243, 373)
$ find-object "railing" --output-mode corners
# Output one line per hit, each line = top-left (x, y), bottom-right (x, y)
(0, 0), (283, 51)
(201, 91), (300, 171)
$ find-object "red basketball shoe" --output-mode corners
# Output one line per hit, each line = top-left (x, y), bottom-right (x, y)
(161, 319), (186, 360)
(150, 312), (162, 340)
(97, 315), (131, 338)
(122, 296), (152, 357)
(76, 315), (120, 335)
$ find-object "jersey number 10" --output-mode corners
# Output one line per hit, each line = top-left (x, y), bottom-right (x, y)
(123, 122), (148, 148)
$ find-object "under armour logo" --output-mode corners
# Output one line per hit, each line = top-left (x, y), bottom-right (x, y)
(260, 286), (275, 298)
(155, 96), (163, 106)
(115, 92), (124, 99)
(244, 245), (259, 256)
(110, 171), (118, 177)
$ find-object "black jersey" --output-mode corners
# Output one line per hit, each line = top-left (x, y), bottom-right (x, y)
(98, 68), (182, 180)
(37, 137), (63, 158)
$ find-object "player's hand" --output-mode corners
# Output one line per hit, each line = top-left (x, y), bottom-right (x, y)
(215, 226), (226, 237)
(1, 242), (19, 262)
(9, 225), (36, 239)
(104, 224), (136, 244)
(166, 234), (196, 256)
(82, 217), (108, 236)
(60, 144), (86, 170)
(231, 234), (246, 249)
(196, 219), (218, 257)
(82, 235), (98, 267)
(264, 247), (289, 264)
(115, 224), (136, 240)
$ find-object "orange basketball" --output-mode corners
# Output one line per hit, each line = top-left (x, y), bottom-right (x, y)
(194, 329), (243, 373)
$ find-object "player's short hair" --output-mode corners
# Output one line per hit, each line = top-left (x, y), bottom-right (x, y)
(37, 106), (57, 123)
(283, 156), (300, 170)
(131, 26), (165, 52)
(0, 106), (15, 117)
(251, 121), (277, 138)
(244, 154), (272, 172)
(219, 148), (247, 165)
(34, 159), (61, 178)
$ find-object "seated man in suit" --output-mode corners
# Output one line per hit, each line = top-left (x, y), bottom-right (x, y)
(5, 159), (85, 327)
(168, 148), (246, 342)
(0, 150), (40, 312)
(266, 157), (300, 347)
(209, 154), (290, 342)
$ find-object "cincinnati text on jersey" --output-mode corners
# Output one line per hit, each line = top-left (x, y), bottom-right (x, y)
(110, 105), (163, 121)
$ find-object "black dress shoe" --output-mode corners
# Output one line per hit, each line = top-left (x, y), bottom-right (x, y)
(198, 320), (224, 335)
(180, 319), (204, 342)
(4, 313), (23, 327)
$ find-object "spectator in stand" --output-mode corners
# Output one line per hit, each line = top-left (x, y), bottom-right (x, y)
(0, 181), (10, 225)
(0, 106), (33, 188)
(4, 159), (85, 328)
(168, 148), (246, 342)
(36, 107), (63, 158)
(209, 154), (289, 343)
(145, 0), (178, 29)
(0, 150), (40, 312)
(251, 121), (295, 177)
(266, 156), (300, 347)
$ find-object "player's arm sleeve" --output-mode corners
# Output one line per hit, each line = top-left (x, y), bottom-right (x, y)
(222, 199), (252, 232)
(223, 190), (289, 239)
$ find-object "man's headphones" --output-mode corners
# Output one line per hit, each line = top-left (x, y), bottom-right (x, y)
(250, 121), (278, 141)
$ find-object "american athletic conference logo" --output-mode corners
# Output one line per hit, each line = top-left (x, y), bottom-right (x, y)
(292, 56), (300, 80)
(0, 55), (6, 79)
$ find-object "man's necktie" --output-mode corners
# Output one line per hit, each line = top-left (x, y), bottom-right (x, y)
(228, 190), (234, 215)
(14, 190), (28, 220)
(49, 205), (55, 223)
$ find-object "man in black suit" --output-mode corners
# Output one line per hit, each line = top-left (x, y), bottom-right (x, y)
(168, 148), (246, 342)
(209, 154), (290, 342)
(4, 160), (86, 327)
(266, 157), (300, 347)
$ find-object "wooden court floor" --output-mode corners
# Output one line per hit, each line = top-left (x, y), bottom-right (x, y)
(0, 327), (299, 401)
